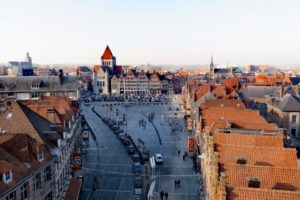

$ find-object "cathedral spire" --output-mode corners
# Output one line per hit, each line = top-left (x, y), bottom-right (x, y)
(210, 54), (214, 67)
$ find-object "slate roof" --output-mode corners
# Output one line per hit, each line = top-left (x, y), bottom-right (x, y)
(240, 86), (281, 99)
(278, 94), (300, 112)
(289, 77), (300, 85)
(0, 76), (77, 92)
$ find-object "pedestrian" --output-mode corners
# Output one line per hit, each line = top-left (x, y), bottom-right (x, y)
(160, 190), (164, 200)
(183, 155), (185, 161)
(178, 150), (181, 156)
(175, 180), (177, 188)
(178, 179), (181, 188)
(165, 192), (168, 200)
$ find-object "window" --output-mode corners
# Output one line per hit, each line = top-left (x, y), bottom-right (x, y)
(291, 128), (296, 136)
(292, 115), (297, 123)
(20, 182), (29, 200)
(43, 192), (53, 200)
(31, 92), (40, 99)
(3, 170), (12, 183)
(237, 157), (247, 165)
(37, 151), (44, 162)
(5, 191), (16, 200)
(33, 173), (42, 191)
(5, 171), (11, 180)
(44, 166), (52, 182)
(32, 84), (39, 89)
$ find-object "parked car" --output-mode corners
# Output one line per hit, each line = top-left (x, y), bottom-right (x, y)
(127, 145), (135, 155)
(131, 154), (140, 163)
(132, 188), (143, 200)
(132, 162), (141, 173)
(134, 176), (142, 188)
(154, 153), (163, 164)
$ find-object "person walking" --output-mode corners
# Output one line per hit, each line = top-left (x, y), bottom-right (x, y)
(175, 180), (177, 188)
(165, 192), (169, 200)
(178, 179), (181, 188)
(160, 190), (164, 200)
(178, 150), (181, 156)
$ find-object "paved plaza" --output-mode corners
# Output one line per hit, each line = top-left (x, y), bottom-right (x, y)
(79, 95), (201, 200)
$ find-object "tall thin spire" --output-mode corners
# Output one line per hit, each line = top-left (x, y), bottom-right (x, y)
(210, 54), (214, 67)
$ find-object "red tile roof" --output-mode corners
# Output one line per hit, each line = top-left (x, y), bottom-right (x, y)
(216, 144), (297, 168)
(64, 178), (82, 200)
(201, 99), (246, 110)
(19, 96), (75, 125)
(213, 133), (284, 148)
(202, 107), (278, 131)
(0, 100), (43, 144)
(0, 134), (53, 193)
(101, 45), (114, 60)
(222, 164), (300, 191)
(228, 187), (300, 200)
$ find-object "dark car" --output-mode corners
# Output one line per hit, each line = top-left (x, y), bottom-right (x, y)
(121, 137), (130, 145)
(127, 145), (135, 155)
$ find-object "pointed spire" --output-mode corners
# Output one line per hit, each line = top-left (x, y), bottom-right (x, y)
(210, 54), (214, 67)
(101, 45), (114, 59)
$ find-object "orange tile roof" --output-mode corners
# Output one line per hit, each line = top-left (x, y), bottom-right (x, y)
(228, 187), (300, 200)
(194, 84), (211, 101)
(216, 144), (297, 168)
(201, 99), (246, 110)
(0, 100), (43, 144)
(213, 133), (284, 148)
(93, 65), (101, 73)
(19, 96), (75, 125)
(202, 107), (278, 131)
(222, 164), (300, 191)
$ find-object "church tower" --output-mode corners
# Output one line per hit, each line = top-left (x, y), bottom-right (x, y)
(101, 45), (116, 71)
(25, 52), (32, 68)
(209, 55), (214, 76)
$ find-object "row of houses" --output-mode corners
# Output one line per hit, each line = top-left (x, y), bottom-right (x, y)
(0, 96), (82, 200)
(0, 72), (78, 100)
(93, 46), (185, 95)
(182, 77), (300, 199)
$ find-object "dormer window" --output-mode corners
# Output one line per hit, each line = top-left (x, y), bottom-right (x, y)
(37, 151), (44, 162)
(32, 83), (39, 89)
(3, 170), (12, 184)
(237, 157), (247, 165)
(248, 177), (261, 188)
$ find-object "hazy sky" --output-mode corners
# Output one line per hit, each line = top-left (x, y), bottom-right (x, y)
(1, 0), (300, 66)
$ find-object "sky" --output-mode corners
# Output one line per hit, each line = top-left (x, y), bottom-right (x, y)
(0, 0), (300, 67)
